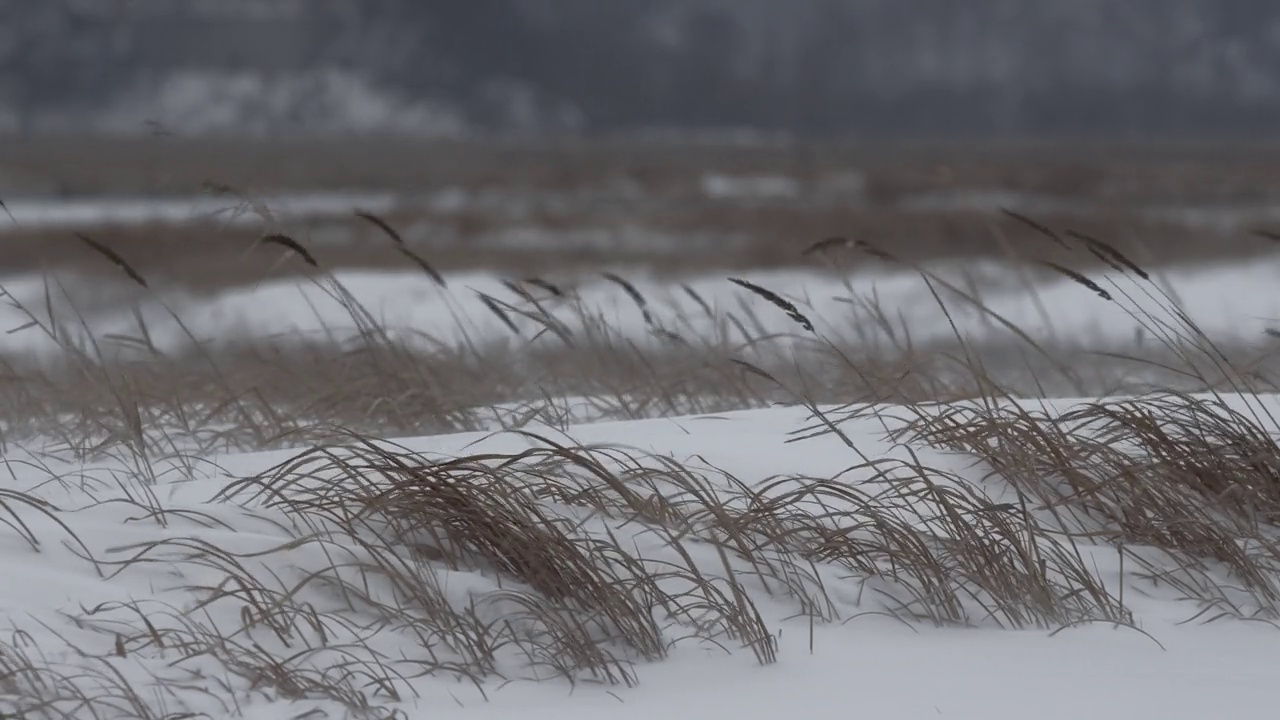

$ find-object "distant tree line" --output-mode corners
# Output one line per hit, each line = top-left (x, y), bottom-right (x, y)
(1, 0), (1279, 136)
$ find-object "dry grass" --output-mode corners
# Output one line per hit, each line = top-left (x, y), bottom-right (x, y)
(6, 135), (1280, 201)
(7, 137), (1280, 294)
(0, 201), (1275, 294)
(5, 204), (1280, 716)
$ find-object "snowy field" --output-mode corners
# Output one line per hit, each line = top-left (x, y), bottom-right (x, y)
(4, 250), (1280, 358)
(8, 400), (1280, 719)
(4, 219), (1280, 719)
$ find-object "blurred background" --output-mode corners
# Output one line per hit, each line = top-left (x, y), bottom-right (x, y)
(4, 0), (1280, 137)
(2, 0), (1280, 354)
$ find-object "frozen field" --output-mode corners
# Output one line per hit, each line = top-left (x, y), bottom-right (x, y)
(3, 228), (1280, 719)
(5, 139), (1280, 717)
(6, 399), (1280, 719)
(3, 251), (1280, 358)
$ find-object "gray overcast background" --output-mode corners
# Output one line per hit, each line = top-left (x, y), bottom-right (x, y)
(2, 0), (1279, 138)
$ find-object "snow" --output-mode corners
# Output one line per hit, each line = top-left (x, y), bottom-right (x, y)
(700, 173), (802, 200)
(5, 253), (1280, 358)
(457, 625), (1276, 720)
(5, 255), (1280, 717)
(4, 400), (1280, 718)
(0, 191), (398, 232)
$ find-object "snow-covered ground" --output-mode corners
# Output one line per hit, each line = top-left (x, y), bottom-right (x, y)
(3, 253), (1280, 357)
(4, 253), (1280, 718)
(5, 400), (1280, 719)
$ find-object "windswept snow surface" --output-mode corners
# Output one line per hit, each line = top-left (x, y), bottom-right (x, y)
(4, 257), (1280, 715)
(3, 401), (1280, 718)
